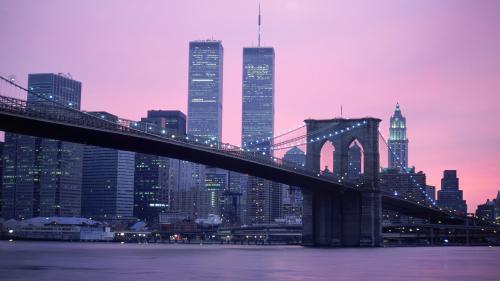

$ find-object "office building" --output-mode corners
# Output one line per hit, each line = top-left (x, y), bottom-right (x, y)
(134, 110), (186, 223)
(437, 170), (467, 213)
(242, 8), (279, 224)
(82, 112), (135, 221)
(2, 73), (82, 219)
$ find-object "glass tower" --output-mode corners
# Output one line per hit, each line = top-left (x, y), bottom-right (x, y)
(388, 103), (409, 170)
(187, 40), (226, 218)
(187, 40), (223, 140)
(242, 46), (278, 224)
(2, 73), (83, 219)
(242, 47), (275, 151)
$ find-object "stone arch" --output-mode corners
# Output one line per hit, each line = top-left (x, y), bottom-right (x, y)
(319, 139), (336, 174)
(305, 118), (381, 188)
(347, 138), (364, 180)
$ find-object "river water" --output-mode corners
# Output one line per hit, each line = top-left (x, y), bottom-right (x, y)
(0, 241), (499, 281)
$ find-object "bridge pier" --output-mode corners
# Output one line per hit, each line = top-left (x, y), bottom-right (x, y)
(302, 187), (382, 247)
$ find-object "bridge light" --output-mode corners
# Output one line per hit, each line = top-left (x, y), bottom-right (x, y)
(171, 135), (175, 138)
(161, 130), (166, 134)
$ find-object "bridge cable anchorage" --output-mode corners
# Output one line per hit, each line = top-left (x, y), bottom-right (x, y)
(378, 130), (451, 214)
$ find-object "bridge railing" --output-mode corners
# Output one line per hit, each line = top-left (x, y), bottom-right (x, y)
(0, 92), (363, 188)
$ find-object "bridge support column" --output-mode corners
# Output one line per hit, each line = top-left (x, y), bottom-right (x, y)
(302, 188), (342, 246)
(359, 190), (382, 247)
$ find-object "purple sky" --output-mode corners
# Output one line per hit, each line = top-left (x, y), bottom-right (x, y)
(1, 0), (499, 210)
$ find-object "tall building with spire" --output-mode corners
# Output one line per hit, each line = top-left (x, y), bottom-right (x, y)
(241, 5), (280, 225)
(388, 103), (408, 170)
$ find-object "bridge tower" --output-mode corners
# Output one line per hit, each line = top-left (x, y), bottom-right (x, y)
(302, 118), (382, 247)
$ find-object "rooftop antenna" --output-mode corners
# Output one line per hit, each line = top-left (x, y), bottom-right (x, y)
(341, 104), (343, 118)
(258, 2), (261, 47)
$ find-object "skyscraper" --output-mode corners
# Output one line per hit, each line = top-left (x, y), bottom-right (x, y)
(388, 103), (408, 170)
(2, 73), (83, 219)
(242, 8), (279, 225)
(437, 170), (467, 213)
(134, 110), (186, 223)
(242, 46), (275, 151)
(187, 40), (226, 219)
(187, 40), (223, 140)
(82, 112), (135, 221)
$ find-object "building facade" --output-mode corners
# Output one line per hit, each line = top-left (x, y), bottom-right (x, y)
(388, 103), (409, 170)
(2, 73), (83, 219)
(242, 46), (279, 225)
(134, 110), (186, 223)
(437, 170), (467, 213)
(475, 192), (499, 223)
(82, 112), (135, 221)
(186, 40), (226, 220)
(281, 147), (305, 220)
(380, 167), (428, 203)
(187, 40), (223, 140)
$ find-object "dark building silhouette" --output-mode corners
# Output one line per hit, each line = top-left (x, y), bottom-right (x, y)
(281, 147), (305, 219)
(475, 192), (499, 223)
(82, 112), (135, 221)
(380, 167), (428, 203)
(2, 73), (82, 219)
(134, 110), (186, 223)
(348, 142), (362, 180)
(437, 170), (467, 213)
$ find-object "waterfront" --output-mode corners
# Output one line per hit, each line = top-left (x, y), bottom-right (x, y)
(0, 242), (499, 281)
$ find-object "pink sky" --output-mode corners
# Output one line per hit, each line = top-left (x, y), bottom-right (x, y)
(1, 0), (499, 210)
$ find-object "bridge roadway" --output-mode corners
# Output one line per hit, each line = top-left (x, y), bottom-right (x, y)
(0, 94), (461, 223)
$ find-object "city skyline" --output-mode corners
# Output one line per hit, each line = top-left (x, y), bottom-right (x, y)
(1, 1), (499, 210)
